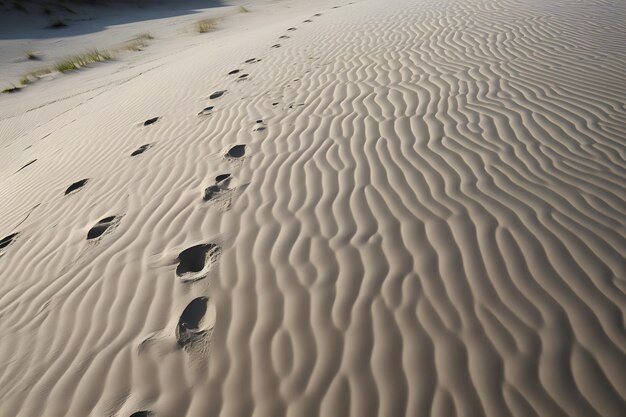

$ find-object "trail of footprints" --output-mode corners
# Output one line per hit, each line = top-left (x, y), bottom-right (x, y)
(0, 8), (332, 416)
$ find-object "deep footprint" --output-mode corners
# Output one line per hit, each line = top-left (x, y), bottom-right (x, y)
(210, 90), (226, 100)
(0, 233), (19, 250)
(143, 117), (159, 126)
(131, 144), (151, 157)
(176, 243), (221, 280)
(228, 69), (240, 75)
(215, 173), (231, 183)
(225, 144), (246, 159)
(87, 216), (118, 240)
(177, 297), (214, 347)
(204, 174), (232, 201)
(65, 179), (88, 195)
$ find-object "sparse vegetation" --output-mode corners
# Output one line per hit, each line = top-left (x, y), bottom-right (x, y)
(54, 49), (112, 73)
(2, 84), (20, 94)
(121, 33), (153, 51)
(196, 18), (219, 33)
(47, 19), (67, 29)
(239, 6), (250, 13)
(20, 76), (30, 86)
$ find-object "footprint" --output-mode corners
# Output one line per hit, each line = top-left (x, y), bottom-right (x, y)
(314, 13), (322, 16)
(130, 412), (151, 417)
(287, 27), (296, 31)
(271, 44), (281, 49)
(215, 173), (231, 183)
(279, 35), (290, 39)
(176, 243), (221, 282)
(0, 232), (19, 251)
(272, 102), (279, 106)
(244, 58), (262, 64)
(176, 296), (216, 348)
(16, 159), (37, 173)
(228, 69), (241, 75)
(238, 74), (249, 80)
(87, 216), (119, 240)
(204, 173), (232, 201)
(143, 117), (159, 126)
(131, 144), (151, 157)
(225, 144), (246, 159)
(65, 179), (88, 195)
(303, 19), (312, 22)
(198, 106), (214, 116)
(253, 120), (266, 132)
(210, 90), (226, 100)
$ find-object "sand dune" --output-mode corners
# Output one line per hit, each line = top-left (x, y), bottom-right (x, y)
(0, 0), (625, 416)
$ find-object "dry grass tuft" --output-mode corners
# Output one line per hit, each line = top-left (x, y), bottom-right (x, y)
(196, 18), (219, 33)
(54, 49), (113, 73)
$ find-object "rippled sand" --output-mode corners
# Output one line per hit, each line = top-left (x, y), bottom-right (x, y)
(0, 0), (625, 416)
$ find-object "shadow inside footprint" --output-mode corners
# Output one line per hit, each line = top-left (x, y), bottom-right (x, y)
(65, 179), (88, 195)
(303, 19), (312, 22)
(287, 27), (296, 31)
(0, 233), (19, 250)
(198, 106), (214, 116)
(238, 74), (249, 80)
(144, 117), (159, 126)
(130, 412), (151, 417)
(210, 90), (226, 100)
(131, 144), (151, 157)
(215, 173), (231, 183)
(228, 69), (240, 75)
(225, 145), (246, 159)
(177, 297), (214, 347)
(87, 216), (118, 240)
(279, 35), (290, 39)
(176, 243), (220, 280)
(271, 44), (281, 48)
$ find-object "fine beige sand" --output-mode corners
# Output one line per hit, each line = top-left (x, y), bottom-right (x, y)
(0, 0), (625, 416)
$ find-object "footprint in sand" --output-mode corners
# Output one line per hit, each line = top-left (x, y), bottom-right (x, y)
(176, 243), (221, 282)
(303, 19), (312, 23)
(65, 178), (88, 195)
(204, 173), (232, 201)
(237, 74), (249, 80)
(228, 69), (241, 75)
(143, 117), (159, 126)
(279, 35), (290, 39)
(130, 144), (152, 157)
(271, 44), (281, 49)
(198, 106), (214, 116)
(225, 144), (246, 159)
(209, 90), (226, 100)
(0, 232), (19, 252)
(314, 13), (322, 16)
(253, 120), (266, 132)
(87, 216), (120, 240)
(129, 412), (151, 417)
(244, 58), (261, 64)
(176, 296), (216, 348)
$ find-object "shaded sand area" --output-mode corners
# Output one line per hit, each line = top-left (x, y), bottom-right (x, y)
(0, 0), (625, 416)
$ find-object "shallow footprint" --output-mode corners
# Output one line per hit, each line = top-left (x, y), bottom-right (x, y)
(198, 106), (214, 116)
(87, 216), (119, 240)
(303, 19), (312, 22)
(287, 27), (296, 31)
(228, 69), (240, 75)
(279, 35), (290, 39)
(65, 179), (88, 195)
(176, 243), (221, 282)
(143, 117), (159, 126)
(210, 90), (226, 100)
(271, 44), (281, 49)
(131, 144), (151, 157)
(176, 296), (216, 348)
(225, 144), (246, 159)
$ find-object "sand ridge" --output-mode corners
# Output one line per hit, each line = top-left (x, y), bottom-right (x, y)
(0, 0), (625, 416)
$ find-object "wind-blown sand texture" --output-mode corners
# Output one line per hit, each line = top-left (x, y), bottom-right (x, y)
(0, 0), (625, 416)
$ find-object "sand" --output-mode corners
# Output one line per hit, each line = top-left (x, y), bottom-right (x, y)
(0, 0), (625, 416)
